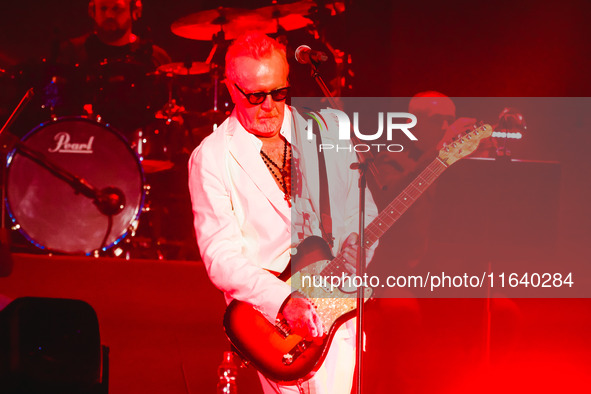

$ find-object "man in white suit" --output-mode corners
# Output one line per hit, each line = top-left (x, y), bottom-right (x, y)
(188, 32), (377, 393)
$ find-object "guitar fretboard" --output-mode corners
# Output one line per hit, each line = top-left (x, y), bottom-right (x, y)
(321, 157), (448, 277)
(363, 157), (447, 249)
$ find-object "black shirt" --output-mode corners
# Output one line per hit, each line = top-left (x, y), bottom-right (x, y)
(56, 33), (171, 135)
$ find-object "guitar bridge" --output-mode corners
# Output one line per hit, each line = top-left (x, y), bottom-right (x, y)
(282, 340), (310, 365)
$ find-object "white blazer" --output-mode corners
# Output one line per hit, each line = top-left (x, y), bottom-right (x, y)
(188, 106), (377, 322)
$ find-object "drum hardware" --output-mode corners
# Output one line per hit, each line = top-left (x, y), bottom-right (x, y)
(0, 88), (34, 274)
(171, 7), (275, 41)
(155, 61), (210, 76)
(142, 184), (152, 207)
(13, 61), (83, 117)
(11, 56), (165, 139)
(113, 216), (165, 261)
(4, 115), (144, 255)
(2, 3), (349, 260)
(256, 0), (344, 33)
(115, 181), (170, 261)
(297, 1), (350, 97)
(132, 116), (181, 174)
(170, 2), (344, 42)
(172, 33), (228, 142)
(151, 62), (192, 124)
(150, 60), (210, 117)
(181, 109), (229, 150)
(10, 127), (127, 247)
(83, 56), (167, 136)
(138, 54), (220, 174)
(40, 75), (63, 114)
(210, 62), (222, 113)
(137, 56), (216, 173)
(168, 0), (349, 107)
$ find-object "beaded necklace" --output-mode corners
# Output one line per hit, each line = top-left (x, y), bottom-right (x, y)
(260, 138), (292, 207)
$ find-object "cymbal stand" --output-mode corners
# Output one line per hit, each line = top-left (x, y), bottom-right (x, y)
(0, 88), (34, 275)
(206, 31), (228, 114)
(211, 64), (221, 114)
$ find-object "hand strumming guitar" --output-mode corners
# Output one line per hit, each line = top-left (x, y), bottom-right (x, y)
(281, 297), (324, 338)
(281, 232), (360, 339)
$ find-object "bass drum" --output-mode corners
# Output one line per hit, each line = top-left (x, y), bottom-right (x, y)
(5, 117), (145, 254)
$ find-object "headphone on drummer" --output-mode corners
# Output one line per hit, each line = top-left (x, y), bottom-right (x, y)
(88, 0), (143, 22)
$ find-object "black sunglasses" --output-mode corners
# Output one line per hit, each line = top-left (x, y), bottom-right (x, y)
(234, 83), (290, 105)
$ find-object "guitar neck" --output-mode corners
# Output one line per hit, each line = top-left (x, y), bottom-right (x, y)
(362, 157), (448, 249)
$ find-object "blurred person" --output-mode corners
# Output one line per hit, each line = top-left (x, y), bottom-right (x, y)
(370, 91), (476, 274)
(59, 0), (169, 68)
(56, 0), (171, 134)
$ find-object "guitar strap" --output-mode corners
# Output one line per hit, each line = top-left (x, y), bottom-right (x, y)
(313, 126), (334, 248)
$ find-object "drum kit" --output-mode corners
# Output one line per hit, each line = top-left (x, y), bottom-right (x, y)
(0, 1), (346, 259)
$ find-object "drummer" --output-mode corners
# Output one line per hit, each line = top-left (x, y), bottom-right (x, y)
(56, 0), (171, 134)
(58, 0), (170, 69)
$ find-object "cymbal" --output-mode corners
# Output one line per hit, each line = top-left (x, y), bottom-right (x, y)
(156, 62), (210, 76)
(171, 7), (274, 41)
(141, 159), (175, 174)
(258, 0), (345, 31)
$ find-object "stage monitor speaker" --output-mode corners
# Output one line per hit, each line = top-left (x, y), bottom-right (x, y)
(0, 297), (107, 394)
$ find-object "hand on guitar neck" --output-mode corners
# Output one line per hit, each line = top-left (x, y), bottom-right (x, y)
(339, 233), (360, 273)
(281, 232), (360, 339)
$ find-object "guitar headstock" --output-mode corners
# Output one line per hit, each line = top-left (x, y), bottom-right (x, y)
(438, 123), (493, 166)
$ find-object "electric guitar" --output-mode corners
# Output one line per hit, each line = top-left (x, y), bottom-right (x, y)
(223, 124), (493, 384)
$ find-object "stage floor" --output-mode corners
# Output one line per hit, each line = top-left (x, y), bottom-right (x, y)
(1, 254), (589, 393)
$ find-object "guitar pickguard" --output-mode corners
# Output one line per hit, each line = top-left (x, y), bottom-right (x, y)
(287, 236), (372, 332)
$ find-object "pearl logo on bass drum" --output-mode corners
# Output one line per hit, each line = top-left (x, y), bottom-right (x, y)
(48, 132), (95, 154)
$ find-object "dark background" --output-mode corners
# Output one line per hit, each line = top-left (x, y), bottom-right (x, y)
(1, 1), (590, 393)
(1, 0), (590, 97)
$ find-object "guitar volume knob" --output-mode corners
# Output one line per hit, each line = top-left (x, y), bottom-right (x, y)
(282, 353), (294, 365)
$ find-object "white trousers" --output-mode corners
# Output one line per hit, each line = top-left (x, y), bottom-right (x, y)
(258, 322), (357, 394)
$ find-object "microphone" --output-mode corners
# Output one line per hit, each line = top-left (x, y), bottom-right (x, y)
(94, 187), (126, 216)
(295, 45), (329, 65)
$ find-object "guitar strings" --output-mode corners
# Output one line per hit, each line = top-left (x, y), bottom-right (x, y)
(321, 159), (447, 277)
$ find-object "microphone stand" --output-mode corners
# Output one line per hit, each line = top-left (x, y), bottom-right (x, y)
(305, 59), (383, 189)
(303, 58), (375, 394)
(0, 88), (35, 275)
(0, 89), (126, 253)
